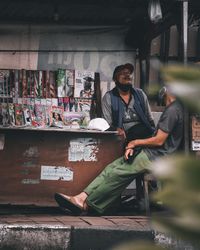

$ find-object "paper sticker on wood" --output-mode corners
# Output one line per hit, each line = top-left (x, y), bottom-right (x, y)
(68, 138), (99, 161)
(41, 165), (73, 181)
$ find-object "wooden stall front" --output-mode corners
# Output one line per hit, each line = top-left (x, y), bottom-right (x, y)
(0, 128), (123, 206)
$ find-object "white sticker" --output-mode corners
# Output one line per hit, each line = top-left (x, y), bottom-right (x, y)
(22, 179), (40, 184)
(192, 141), (200, 151)
(41, 165), (73, 181)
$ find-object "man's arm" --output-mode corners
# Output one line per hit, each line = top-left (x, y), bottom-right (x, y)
(102, 92), (126, 137)
(101, 92), (113, 126)
(125, 129), (169, 159)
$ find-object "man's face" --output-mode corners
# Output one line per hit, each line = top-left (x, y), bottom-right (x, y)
(84, 80), (91, 91)
(116, 69), (133, 84)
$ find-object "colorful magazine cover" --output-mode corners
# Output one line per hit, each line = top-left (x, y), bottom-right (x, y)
(33, 71), (41, 98)
(57, 69), (66, 97)
(63, 111), (85, 128)
(29, 70), (35, 98)
(18, 70), (23, 98)
(69, 97), (78, 112)
(1, 103), (9, 127)
(50, 106), (64, 127)
(74, 70), (95, 98)
(57, 69), (74, 97)
(45, 104), (52, 126)
(29, 104), (36, 127)
(26, 70), (31, 97)
(14, 104), (24, 126)
(41, 71), (46, 98)
(0, 70), (10, 97)
(65, 69), (74, 97)
(45, 70), (50, 98)
(63, 97), (70, 111)
(23, 105), (31, 126)
(49, 71), (57, 98)
(9, 70), (15, 98)
(8, 103), (15, 126)
(14, 69), (19, 98)
(34, 104), (46, 127)
(21, 69), (27, 98)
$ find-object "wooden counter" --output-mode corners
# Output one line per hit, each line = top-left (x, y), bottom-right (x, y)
(0, 127), (123, 206)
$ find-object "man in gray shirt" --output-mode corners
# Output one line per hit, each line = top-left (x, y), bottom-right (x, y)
(55, 86), (184, 215)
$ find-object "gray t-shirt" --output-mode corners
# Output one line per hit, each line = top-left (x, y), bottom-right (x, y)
(144, 100), (184, 160)
(102, 89), (154, 131)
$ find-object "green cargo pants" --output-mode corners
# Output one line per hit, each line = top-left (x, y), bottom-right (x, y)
(84, 150), (152, 214)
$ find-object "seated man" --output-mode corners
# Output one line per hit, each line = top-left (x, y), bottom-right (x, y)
(102, 63), (155, 140)
(55, 86), (184, 215)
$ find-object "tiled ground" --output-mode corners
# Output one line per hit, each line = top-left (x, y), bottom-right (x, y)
(0, 207), (153, 249)
(0, 214), (150, 229)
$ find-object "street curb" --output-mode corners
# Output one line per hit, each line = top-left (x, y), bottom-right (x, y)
(0, 224), (154, 250)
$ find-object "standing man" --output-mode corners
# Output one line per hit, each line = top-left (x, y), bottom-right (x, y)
(102, 63), (155, 141)
(54, 86), (184, 215)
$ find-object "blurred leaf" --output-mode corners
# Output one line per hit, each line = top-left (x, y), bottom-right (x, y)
(161, 64), (200, 112)
(151, 155), (200, 244)
(161, 64), (200, 82)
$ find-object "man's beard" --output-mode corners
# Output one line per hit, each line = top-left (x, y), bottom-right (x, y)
(116, 82), (132, 92)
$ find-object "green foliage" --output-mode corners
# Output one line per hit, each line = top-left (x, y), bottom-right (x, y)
(161, 64), (200, 112)
(152, 155), (200, 244)
(161, 64), (200, 83)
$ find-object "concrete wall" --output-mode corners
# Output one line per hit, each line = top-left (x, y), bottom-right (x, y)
(0, 24), (136, 83)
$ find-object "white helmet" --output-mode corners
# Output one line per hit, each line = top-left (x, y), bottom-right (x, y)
(87, 118), (110, 131)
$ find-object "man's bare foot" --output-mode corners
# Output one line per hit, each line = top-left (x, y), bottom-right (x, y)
(70, 192), (88, 211)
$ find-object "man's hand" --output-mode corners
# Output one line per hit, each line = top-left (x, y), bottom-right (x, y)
(125, 140), (136, 160)
(126, 140), (136, 150)
(124, 148), (134, 160)
(117, 128), (126, 139)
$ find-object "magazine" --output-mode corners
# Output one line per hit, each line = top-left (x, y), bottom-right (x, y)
(23, 105), (31, 126)
(57, 69), (74, 97)
(1, 103), (9, 127)
(65, 69), (74, 97)
(49, 71), (57, 98)
(14, 104), (24, 126)
(0, 70), (10, 97)
(57, 69), (66, 97)
(14, 69), (19, 98)
(8, 103), (16, 126)
(63, 111), (85, 129)
(33, 71), (42, 98)
(34, 104), (46, 127)
(74, 70), (95, 98)
(50, 106), (64, 127)
(22, 69), (27, 97)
